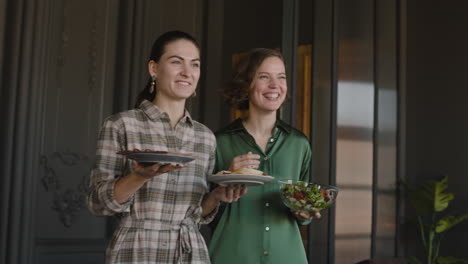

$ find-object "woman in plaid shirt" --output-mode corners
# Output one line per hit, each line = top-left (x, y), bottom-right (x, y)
(87, 31), (246, 264)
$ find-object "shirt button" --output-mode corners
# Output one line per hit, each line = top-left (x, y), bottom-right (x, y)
(263, 250), (269, 255)
(265, 226), (270, 231)
(265, 202), (270, 207)
(264, 157), (268, 161)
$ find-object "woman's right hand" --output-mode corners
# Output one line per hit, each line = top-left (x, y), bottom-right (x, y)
(229, 151), (261, 171)
(114, 161), (183, 204)
(132, 161), (183, 179)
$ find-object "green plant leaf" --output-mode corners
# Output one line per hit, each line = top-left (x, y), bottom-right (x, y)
(406, 256), (422, 264)
(433, 176), (454, 212)
(437, 256), (468, 264)
(436, 214), (468, 233)
(409, 176), (454, 214)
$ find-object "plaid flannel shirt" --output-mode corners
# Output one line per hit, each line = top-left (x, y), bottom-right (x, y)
(87, 100), (217, 264)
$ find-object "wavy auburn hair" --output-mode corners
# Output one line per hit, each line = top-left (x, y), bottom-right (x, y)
(223, 48), (284, 110)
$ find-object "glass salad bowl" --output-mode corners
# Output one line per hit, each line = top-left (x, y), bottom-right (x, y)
(279, 180), (339, 213)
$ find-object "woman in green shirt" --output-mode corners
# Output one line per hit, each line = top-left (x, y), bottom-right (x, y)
(208, 48), (321, 264)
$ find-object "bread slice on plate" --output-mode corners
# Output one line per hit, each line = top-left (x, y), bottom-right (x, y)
(231, 168), (264, 175)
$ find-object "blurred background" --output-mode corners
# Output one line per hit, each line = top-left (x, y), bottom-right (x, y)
(1, 0), (467, 263)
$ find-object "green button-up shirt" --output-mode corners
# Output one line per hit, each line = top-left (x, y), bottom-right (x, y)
(208, 118), (312, 264)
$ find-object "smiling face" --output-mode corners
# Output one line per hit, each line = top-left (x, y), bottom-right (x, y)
(248, 56), (287, 113)
(149, 39), (200, 102)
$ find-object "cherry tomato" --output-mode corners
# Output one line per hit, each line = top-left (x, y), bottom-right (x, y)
(294, 192), (305, 200)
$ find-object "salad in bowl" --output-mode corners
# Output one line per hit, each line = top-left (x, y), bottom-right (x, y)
(279, 180), (339, 213)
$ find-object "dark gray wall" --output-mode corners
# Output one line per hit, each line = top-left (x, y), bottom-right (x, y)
(197, 0), (284, 131)
(405, 0), (468, 259)
(0, 0), (205, 263)
(216, 0), (283, 130)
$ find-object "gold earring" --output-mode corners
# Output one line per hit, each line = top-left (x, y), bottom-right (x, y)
(149, 76), (156, 93)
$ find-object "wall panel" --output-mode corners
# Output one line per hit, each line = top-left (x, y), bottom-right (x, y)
(0, 0), (206, 263)
(35, 0), (118, 262)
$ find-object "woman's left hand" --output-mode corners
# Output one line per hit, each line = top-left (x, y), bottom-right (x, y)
(201, 185), (248, 217)
(292, 210), (321, 221)
(211, 185), (248, 203)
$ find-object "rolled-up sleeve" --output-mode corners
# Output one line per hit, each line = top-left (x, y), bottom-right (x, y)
(200, 203), (219, 224)
(87, 117), (133, 216)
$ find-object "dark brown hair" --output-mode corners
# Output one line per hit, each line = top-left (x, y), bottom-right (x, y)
(223, 48), (285, 110)
(134, 30), (200, 108)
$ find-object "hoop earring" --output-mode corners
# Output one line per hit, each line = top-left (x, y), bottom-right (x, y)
(149, 76), (156, 94)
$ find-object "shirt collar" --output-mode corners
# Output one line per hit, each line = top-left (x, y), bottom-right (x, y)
(139, 99), (193, 126)
(223, 118), (291, 134)
(276, 119), (292, 134)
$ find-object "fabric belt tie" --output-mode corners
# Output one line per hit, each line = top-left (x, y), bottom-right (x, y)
(178, 218), (194, 254)
(120, 217), (196, 262)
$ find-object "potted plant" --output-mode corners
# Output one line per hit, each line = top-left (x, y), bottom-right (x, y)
(406, 176), (468, 264)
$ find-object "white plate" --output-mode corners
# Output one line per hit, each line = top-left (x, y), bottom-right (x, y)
(208, 174), (275, 187)
(126, 153), (195, 165)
